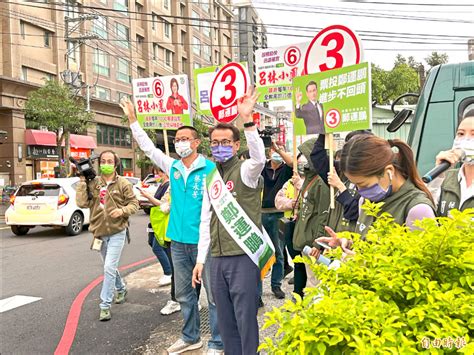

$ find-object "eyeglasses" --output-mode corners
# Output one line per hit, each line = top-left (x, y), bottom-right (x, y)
(210, 140), (234, 147)
(173, 138), (195, 144)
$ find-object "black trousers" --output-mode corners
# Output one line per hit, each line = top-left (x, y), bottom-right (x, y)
(285, 233), (307, 297)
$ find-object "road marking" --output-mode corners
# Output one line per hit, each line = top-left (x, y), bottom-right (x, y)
(54, 256), (156, 355)
(0, 295), (42, 313)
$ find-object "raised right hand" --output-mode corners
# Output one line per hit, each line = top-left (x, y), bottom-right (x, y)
(295, 87), (302, 105)
(119, 97), (137, 125)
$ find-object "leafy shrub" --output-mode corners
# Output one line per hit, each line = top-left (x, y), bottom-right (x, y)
(260, 202), (474, 354)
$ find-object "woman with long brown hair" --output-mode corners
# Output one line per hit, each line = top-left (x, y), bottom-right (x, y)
(312, 135), (435, 255)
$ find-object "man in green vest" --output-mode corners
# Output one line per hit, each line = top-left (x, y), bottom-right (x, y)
(192, 87), (269, 355)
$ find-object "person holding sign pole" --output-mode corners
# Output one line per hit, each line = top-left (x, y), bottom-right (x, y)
(120, 98), (223, 354)
(295, 81), (325, 135)
(192, 87), (270, 355)
(311, 135), (436, 257)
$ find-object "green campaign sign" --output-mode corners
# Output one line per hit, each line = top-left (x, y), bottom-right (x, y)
(292, 62), (371, 136)
(193, 65), (220, 117)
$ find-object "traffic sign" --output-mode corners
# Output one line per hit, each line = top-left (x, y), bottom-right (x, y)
(210, 62), (249, 123)
(304, 25), (362, 74)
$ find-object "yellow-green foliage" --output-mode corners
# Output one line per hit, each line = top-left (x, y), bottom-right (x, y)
(260, 203), (474, 354)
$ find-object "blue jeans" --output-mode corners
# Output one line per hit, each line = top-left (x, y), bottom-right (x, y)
(171, 241), (223, 350)
(148, 232), (172, 275)
(262, 212), (284, 288)
(99, 229), (127, 309)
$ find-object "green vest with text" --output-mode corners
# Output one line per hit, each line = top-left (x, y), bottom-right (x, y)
(210, 156), (263, 257)
(356, 180), (434, 237)
(437, 169), (474, 217)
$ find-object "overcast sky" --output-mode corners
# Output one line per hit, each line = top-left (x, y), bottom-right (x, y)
(252, 0), (474, 70)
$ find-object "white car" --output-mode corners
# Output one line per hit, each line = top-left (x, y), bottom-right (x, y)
(5, 177), (90, 236)
(130, 174), (160, 214)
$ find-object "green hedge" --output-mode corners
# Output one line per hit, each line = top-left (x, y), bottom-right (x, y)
(260, 202), (474, 354)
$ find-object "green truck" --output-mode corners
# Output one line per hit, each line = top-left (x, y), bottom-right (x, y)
(389, 61), (474, 175)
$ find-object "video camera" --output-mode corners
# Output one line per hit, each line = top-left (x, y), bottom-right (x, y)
(258, 126), (280, 148)
(69, 155), (99, 181)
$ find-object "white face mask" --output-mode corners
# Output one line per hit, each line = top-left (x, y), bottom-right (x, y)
(453, 137), (474, 164)
(175, 141), (193, 158)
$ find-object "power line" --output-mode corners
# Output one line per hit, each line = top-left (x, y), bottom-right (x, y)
(338, 0), (474, 6)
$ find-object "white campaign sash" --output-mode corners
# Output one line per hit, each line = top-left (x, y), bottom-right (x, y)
(206, 167), (275, 279)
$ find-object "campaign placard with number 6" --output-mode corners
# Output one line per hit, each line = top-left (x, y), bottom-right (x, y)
(210, 62), (250, 123)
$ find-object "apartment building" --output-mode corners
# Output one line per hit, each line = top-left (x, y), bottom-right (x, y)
(0, 0), (234, 186)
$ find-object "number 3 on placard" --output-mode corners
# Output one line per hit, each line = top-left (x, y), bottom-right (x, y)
(319, 32), (344, 72)
(220, 69), (237, 106)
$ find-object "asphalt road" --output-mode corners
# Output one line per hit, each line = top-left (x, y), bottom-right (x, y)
(0, 212), (172, 355)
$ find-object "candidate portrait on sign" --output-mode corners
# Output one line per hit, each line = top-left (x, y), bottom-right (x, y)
(295, 81), (325, 135)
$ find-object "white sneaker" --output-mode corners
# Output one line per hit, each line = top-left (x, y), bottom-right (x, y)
(158, 274), (172, 286)
(207, 349), (224, 354)
(198, 303), (202, 311)
(160, 300), (181, 315)
(167, 338), (203, 354)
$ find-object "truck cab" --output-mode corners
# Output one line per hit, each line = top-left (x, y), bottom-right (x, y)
(393, 62), (474, 175)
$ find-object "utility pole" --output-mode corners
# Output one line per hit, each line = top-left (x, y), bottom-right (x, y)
(61, 13), (99, 111)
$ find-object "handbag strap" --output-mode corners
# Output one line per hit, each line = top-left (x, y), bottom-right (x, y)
(290, 175), (318, 218)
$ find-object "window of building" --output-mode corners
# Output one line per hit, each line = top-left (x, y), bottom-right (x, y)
(180, 30), (186, 46)
(193, 36), (200, 55)
(136, 34), (144, 53)
(99, 0), (107, 3)
(165, 49), (173, 67)
(163, 0), (169, 10)
(115, 23), (130, 48)
(121, 158), (132, 170)
(135, 1), (142, 12)
(192, 11), (200, 27)
(181, 57), (187, 73)
(44, 31), (51, 47)
(97, 124), (131, 147)
(225, 56), (231, 64)
(21, 66), (28, 81)
(95, 86), (111, 100)
(152, 13), (158, 30)
(223, 34), (230, 47)
(153, 43), (159, 60)
(65, 0), (79, 18)
(137, 66), (146, 77)
(92, 16), (107, 39)
(215, 49), (219, 64)
(118, 92), (131, 102)
(180, 3), (185, 16)
(114, 0), (128, 13)
(93, 48), (109, 76)
(202, 21), (210, 37)
(194, 62), (201, 69)
(117, 58), (131, 82)
(20, 21), (25, 39)
(67, 41), (80, 68)
(203, 45), (211, 62)
(164, 21), (171, 38)
(201, 0), (209, 13)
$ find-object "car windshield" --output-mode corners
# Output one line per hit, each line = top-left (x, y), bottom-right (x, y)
(125, 177), (140, 185)
(17, 184), (60, 197)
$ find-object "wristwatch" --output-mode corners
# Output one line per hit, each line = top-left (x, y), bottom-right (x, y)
(243, 121), (255, 128)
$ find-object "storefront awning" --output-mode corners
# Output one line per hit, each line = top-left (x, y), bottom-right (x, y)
(25, 130), (57, 146)
(70, 134), (97, 149)
(25, 130), (97, 149)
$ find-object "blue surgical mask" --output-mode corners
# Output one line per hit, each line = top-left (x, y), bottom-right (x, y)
(271, 152), (283, 163)
(211, 145), (234, 163)
(357, 172), (393, 202)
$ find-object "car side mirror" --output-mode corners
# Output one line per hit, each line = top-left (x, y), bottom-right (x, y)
(387, 109), (412, 133)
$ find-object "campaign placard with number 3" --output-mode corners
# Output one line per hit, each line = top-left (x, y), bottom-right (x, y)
(210, 62), (250, 123)
(304, 25), (362, 74)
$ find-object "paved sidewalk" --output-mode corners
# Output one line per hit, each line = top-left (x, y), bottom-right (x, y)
(125, 263), (292, 354)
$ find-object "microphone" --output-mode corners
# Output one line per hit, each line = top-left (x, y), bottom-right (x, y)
(422, 150), (466, 183)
